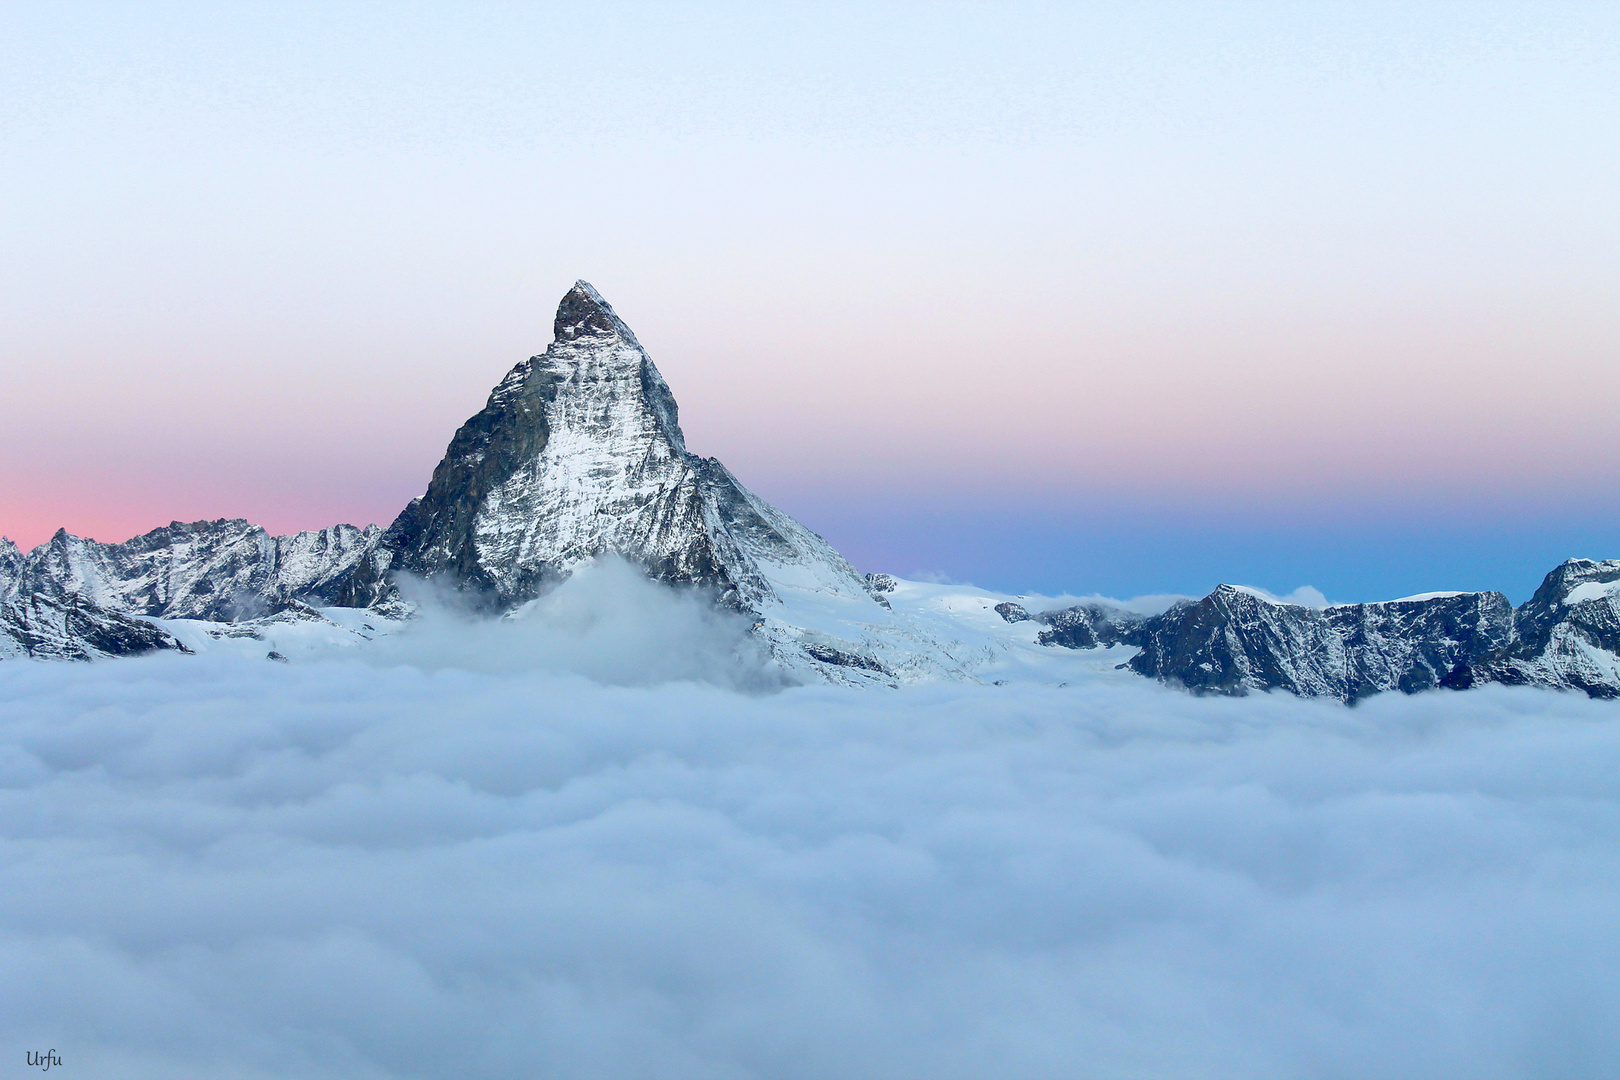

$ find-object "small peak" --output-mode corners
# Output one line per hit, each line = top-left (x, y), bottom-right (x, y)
(554, 280), (640, 346)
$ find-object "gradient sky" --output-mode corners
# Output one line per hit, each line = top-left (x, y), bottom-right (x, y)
(3, 2), (1617, 602)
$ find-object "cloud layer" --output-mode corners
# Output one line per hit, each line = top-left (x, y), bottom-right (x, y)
(375, 558), (785, 691)
(4, 632), (1619, 1078)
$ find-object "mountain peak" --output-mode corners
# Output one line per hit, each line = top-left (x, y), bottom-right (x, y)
(554, 280), (639, 346)
(363, 277), (878, 628)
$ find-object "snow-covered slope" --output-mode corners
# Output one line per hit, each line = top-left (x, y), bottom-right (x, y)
(0, 592), (191, 661)
(0, 521), (385, 660)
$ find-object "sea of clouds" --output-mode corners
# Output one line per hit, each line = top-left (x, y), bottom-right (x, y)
(3, 566), (1619, 1079)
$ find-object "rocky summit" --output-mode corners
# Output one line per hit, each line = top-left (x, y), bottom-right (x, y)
(364, 281), (883, 617)
(4, 281), (1619, 698)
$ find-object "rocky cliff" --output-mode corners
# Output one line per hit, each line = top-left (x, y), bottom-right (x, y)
(1016, 565), (1617, 700)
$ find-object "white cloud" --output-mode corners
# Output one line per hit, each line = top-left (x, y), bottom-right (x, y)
(1227, 583), (1334, 607)
(1, 640), (1618, 1078)
(1016, 591), (1191, 616)
(378, 556), (788, 691)
(906, 569), (963, 585)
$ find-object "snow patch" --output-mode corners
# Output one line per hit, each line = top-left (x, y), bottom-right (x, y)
(1564, 579), (1620, 606)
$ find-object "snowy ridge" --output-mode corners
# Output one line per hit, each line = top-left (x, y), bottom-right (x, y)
(0, 592), (192, 661)
(3, 521), (382, 623)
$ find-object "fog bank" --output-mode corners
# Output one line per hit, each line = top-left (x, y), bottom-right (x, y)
(2, 651), (1617, 1078)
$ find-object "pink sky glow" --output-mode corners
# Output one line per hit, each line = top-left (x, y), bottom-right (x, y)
(3, 5), (1616, 570)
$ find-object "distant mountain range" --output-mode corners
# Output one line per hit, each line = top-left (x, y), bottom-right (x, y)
(4, 282), (1616, 699)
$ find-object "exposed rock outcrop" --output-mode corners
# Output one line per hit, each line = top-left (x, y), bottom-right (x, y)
(1481, 559), (1620, 698)
(0, 592), (191, 661)
(1026, 566), (1618, 700)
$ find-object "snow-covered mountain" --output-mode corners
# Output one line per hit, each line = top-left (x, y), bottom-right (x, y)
(0, 283), (950, 682)
(356, 282), (930, 682)
(338, 280), (948, 683)
(0, 521), (381, 659)
(4, 281), (1618, 698)
(1477, 558), (1620, 696)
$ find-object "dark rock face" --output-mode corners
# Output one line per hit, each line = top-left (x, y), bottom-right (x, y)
(1438, 662), (1476, 690)
(802, 644), (892, 674)
(994, 602), (1031, 623)
(1035, 606), (1101, 648)
(1480, 560), (1620, 698)
(1323, 592), (1517, 697)
(1119, 587), (1514, 701)
(0, 593), (191, 660)
(999, 600), (1149, 650)
(1513, 560), (1620, 653)
(0, 538), (21, 590)
(1035, 604), (1149, 651)
(1031, 568), (1619, 700)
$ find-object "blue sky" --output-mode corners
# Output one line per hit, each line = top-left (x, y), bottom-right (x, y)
(2, 2), (1616, 601)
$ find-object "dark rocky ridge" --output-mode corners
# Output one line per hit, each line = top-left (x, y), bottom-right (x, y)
(1478, 559), (1620, 698)
(0, 592), (191, 661)
(1013, 564), (1618, 700)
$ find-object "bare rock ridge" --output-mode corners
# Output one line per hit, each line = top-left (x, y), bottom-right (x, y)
(1009, 564), (1620, 700)
(4, 279), (1618, 698)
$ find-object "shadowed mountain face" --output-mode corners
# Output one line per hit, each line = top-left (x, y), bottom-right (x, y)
(1482, 559), (1620, 697)
(1123, 587), (1517, 701)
